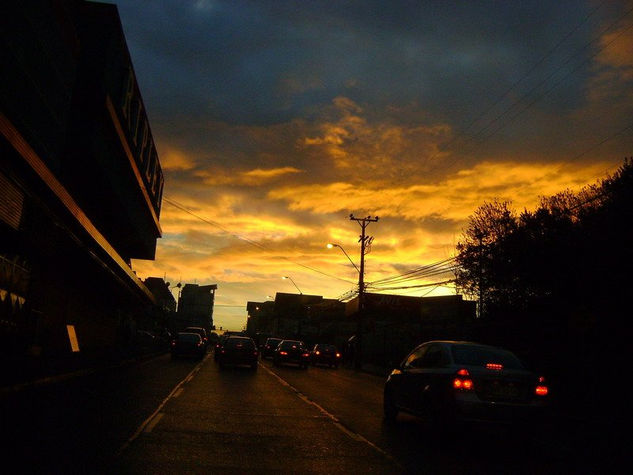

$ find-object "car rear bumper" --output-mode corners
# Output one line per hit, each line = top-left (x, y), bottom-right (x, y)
(454, 398), (548, 424)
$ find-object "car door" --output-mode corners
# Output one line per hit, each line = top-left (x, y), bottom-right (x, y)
(407, 344), (449, 417)
(394, 344), (429, 411)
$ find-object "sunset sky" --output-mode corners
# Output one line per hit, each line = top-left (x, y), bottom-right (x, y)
(108, 0), (633, 331)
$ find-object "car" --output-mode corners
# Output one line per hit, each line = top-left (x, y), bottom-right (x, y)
(272, 340), (310, 369)
(383, 340), (549, 427)
(261, 337), (283, 359)
(183, 326), (209, 350)
(214, 333), (231, 362)
(171, 332), (206, 360)
(310, 343), (341, 368)
(216, 336), (259, 370)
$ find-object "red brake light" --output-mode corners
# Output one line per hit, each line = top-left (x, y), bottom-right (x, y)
(280, 351), (288, 356)
(486, 363), (503, 371)
(453, 369), (473, 391)
(453, 378), (474, 390)
(535, 376), (548, 396)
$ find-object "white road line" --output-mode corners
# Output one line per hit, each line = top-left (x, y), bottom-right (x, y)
(144, 412), (164, 433)
(260, 363), (401, 468)
(114, 357), (205, 457)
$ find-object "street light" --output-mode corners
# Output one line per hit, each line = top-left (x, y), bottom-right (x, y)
(282, 276), (302, 294)
(327, 243), (360, 273)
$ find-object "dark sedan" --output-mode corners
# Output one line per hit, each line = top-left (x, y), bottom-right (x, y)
(383, 340), (549, 427)
(273, 340), (310, 369)
(171, 332), (206, 360)
(216, 336), (259, 370)
(310, 343), (342, 368)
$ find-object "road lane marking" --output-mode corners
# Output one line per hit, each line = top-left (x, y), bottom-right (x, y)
(115, 356), (206, 457)
(260, 363), (402, 469)
(144, 412), (164, 433)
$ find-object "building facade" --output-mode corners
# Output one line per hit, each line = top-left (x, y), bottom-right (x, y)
(175, 284), (217, 333)
(1, 1), (163, 361)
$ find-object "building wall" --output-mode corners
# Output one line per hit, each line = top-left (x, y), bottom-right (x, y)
(1, 1), (162, 360)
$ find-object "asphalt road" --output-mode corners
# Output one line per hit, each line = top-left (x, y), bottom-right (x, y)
(1, 351), (619, 474)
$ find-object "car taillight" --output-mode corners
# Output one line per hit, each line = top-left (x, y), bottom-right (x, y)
(535, 376), (548, 396)
(453, 368), (474, 391)
(486, 363), (503, 371)
(302, 353), (310, 357)
(171, 341), (176, 346)
(280, 351), (288, 355)
(253, 351), (258, 356)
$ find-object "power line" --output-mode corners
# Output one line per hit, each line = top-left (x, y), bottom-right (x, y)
(163, 197), (357, 285)
(420, 1), (615, 170)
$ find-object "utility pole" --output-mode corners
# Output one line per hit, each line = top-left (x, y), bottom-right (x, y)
(349, 214), (379, 370)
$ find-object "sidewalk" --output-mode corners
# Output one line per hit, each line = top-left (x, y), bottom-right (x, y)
(0, 345), (168, 393)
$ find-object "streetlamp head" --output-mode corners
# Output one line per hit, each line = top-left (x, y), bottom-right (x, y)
(326, 243), (334, 249)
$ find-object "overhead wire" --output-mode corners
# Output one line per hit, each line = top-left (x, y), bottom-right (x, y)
(163, 197), (357, 285)
(418, 0), (612, 171)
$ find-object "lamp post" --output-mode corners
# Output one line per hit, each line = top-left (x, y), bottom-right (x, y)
(327, 243), (360, 273)
(282, 276), (302, 294)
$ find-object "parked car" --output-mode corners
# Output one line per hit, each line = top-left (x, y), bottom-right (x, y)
(383, 340), (549, 427)
(273, 340), (310, 369)
(261, 337), (283, 359)
(310, 343), (341, 368)
(216, 336), (258, 370)
(183, 326), (209, 350)
(171, 332), (206, 360)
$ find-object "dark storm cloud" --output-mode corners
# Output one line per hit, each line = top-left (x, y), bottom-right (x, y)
(112, 0), (607, 131)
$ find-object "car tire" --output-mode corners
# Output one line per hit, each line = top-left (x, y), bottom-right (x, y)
(383, 390), (398, 423)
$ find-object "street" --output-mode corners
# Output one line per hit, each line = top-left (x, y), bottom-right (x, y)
(1, 351), (615, 474)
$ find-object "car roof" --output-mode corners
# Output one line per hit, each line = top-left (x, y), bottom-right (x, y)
(177, 332), (201, 339)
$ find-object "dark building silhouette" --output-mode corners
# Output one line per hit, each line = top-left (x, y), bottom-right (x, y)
(247, 291), (476, 369)
(175, 284), (217, 334)
(1, 1), (163, 361)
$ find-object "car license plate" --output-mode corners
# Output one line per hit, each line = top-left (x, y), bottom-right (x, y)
(488, 381), (519, 399)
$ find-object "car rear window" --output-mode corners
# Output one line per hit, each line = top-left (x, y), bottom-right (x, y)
(225, 338), (255, 349)
(451, 345), (524, 369)
(177, 333), (201, 343)
(279, 340), (303, 350)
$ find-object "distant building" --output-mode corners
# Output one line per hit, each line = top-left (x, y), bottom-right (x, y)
(175, 284), (217, 333)
(1, 1), (163, 358)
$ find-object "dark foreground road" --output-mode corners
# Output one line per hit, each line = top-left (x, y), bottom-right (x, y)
(1, 352), (623, 474)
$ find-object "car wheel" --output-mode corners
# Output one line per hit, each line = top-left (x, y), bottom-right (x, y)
(383, 390), (398, 423)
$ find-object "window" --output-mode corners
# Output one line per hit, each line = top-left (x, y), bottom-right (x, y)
(419, 345), (446, 368)
(403, 345), (428, 368)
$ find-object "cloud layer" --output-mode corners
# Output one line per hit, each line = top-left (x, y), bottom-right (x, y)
(113, 0), (633, 329)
